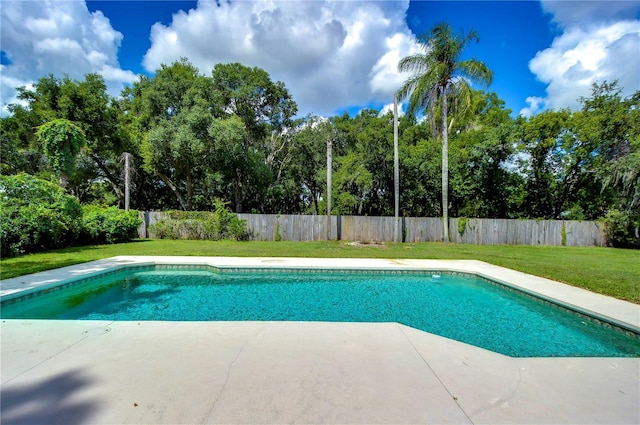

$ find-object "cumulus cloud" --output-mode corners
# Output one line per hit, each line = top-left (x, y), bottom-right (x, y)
(541, 0), (640, 29)
(379, 101), (405, 118)
(522, 1), (640, 116)
(0, 1), (137, 115)
(143, 0), (417, 117)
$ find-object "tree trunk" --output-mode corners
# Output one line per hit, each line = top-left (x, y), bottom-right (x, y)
(157, 172), (189, 211)
(123, 152), (131, 211)
(326, 136), (332, 240)
(90, 153), (124, 206)
(393, 94), (400, 243)
(234, 168), (243, 213)
(441, 89), (449, 242)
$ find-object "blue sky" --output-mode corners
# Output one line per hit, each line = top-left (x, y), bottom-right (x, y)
(1, 1), (639, 118)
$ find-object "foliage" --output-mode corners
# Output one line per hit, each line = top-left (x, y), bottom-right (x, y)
(126, 59), (298, 213)
(457, 217), (468, 237)
(150, 199), (247, 241)
(602, 209), (639, 248)
(81, 205), (141, 244)
(448, 92), (521, 218)
(0, 173), (82, 257)
(2, 60), (639, 235)
(10, 74), (132, 205)
(135, 60), (216, 211)
(211, 62), (297, 141)
(515, 110), (571, 218)
(36, 118), (86, 183)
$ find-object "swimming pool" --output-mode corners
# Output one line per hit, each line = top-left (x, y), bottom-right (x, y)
(2, 264), (639, 358)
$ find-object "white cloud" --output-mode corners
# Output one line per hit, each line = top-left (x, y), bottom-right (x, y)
(142, 0), (417, 117)
(0, 1), (137, 115)
(541, 0), (640, 29)
(370, 33), (420, 96)
(379, 101), (405, 118)
(520, 96), (547, 117)
(523, 1), (640, 115)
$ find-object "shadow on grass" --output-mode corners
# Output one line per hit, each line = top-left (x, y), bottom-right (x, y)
(63, 239), (153, 252)
(0, 240), (155, 280)
(1, 369), (100, 425)
(0, 260), (86, 280)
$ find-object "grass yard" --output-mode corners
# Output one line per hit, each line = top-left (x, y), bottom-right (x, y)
(0, 239), (638, 303)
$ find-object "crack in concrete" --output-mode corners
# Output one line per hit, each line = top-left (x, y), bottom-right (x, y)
(469, 366), (524, 419)
(200, 326), (264, 423)
(1, 321), (115, 385)
(398, 324), (475, 424)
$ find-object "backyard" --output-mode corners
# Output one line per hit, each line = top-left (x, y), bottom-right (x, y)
(1, 240), (638, 303)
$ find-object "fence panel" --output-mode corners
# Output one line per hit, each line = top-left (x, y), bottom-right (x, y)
(565, 220), (606, 246)
(340, 216), (397, 241)
(138, 212), (605, 246)
(404, 217), (443, 242)
(238, 214), (339, 241)
(138, 211), (165, 238)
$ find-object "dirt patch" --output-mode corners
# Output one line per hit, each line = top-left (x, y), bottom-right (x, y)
(347, 241), (387, 248)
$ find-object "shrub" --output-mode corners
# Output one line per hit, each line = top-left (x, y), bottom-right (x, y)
(149, 199), (248, 241)
(82, 205), (142, 244)
(0, 173), (82, 257)
(602, 209), (640, 248)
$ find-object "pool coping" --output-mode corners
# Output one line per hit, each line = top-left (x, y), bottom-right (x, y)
(1, 255), (639, 334)
(2, 256), (639, 424)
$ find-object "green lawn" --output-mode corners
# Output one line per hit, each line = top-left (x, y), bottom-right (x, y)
(1, 239), (638, 303)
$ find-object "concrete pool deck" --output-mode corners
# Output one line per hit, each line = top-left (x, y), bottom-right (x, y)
(1, 256), (639, 424)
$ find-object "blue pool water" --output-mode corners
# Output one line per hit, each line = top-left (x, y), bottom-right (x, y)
(2, 267), (639, 358)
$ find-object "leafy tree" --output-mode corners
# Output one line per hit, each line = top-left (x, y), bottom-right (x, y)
(577, 82), (640, 216)
(397, 121), (441, 217)
(208, 115), (259, 213)
(211, 62), (297, 142)
(397, 22), (493, 239)
(8, 74), (130, 205)
(211, 62), (298, 212)
(329, 109), (398, 215)
(450, 123), (520, 218)
(448, 91), (520, 218)
(36, 118), (86, 187)
(142, 103), (215, 211)
(128, 60), (217, 210)
(286, 116), (335, 214)
(514, 110), (570, 218)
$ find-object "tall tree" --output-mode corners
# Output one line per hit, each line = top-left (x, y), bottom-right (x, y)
(449, 92), (519, 218)
(397, 22), (493, 240)
(576, 82), (640, 216)
(127, 59), (218, 210)
(211, 62), (298, 212)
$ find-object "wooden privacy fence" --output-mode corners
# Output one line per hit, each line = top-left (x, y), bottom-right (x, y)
(138, 212), (606, 247)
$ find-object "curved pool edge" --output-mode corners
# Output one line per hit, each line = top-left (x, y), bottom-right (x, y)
(1, 255), (639, 335)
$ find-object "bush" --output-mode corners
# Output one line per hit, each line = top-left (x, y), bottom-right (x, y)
(82, 205), (142, 244)
(602, 209), (640, 248)
(0, 173), (82, 257)
(149, 199), (248, 241)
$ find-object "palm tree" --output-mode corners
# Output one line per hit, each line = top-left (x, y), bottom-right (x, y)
(397, 22), (493, 241)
